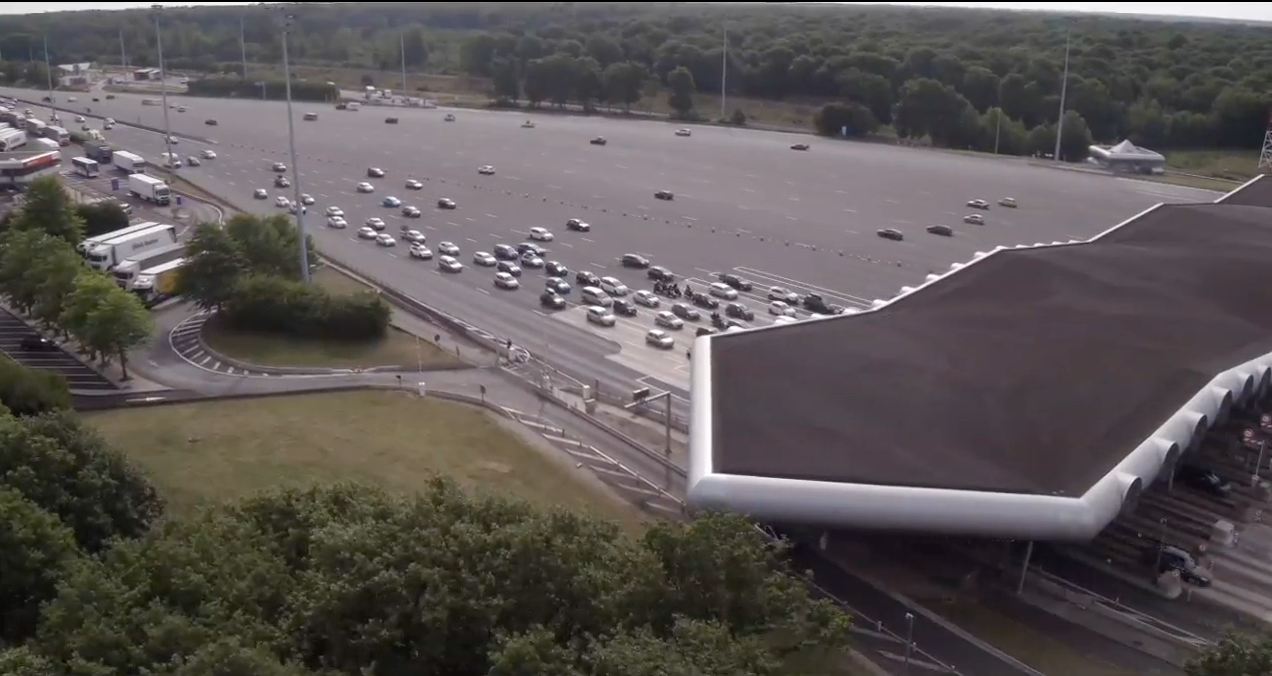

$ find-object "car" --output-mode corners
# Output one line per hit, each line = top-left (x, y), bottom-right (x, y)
(201, 149), (217, 159)
(790, 143), (810, 151)
(402, 229), (426, 243)
(405, 179), (423, 190)
(1176, 463), (1232, 498)
(963, 214), (985, 225)
(326, 216), (348, 229)
(517, 243), (548, 257)
(540, 292), (567, 310)
(438, 255), (464, 273)
(926, 224), (954, 237)
(566, 218), (591, 232)
(545, 277), (572, 295)
(544, 261), (569, 277)
(357, 226), (378, 240)
(375, 234), (397, 247)
(165, 136), (178, 145)
(382, 196), (402, 208)
(691, 293), (719, 310)
(356, 182), (375, 193)
(1145, 544), (1212, 587)
(408, 243), (432, 259)
(620, 253), (650, 269)
(385, 117), (399, 124)
(494, 272), (520, 290)
(20, 335), (58, 351)
(437, 198), (457, 210)
(675, 128), (692, 137)
(497, 261), (522, 277)
(437, 241), (460, 256)
(612, 299), (638, 317)
(877, 228), (904, 241)
(709, 282), (739, 300)
(288, 203), (307, 215)
(590, 136), (607, 146)
(575, 270), (600, 287)
(494, 244), (520, 261)
(767, 286), (799, 303)
(696, 326), (719, 337)
(600, 277), (629, 296)
(585, 306), (616, 327)
(303, 112), (319, 121)
(402, 206), (422, 218)
(647, 266), (675, 282)
(473, 251), (497, 266)
(632, 289), (661, 308)
(478, 165), (496, 175)
(325, 206), (344, 217)
(966, 199), (990, 210)
(272, 162), (287, 173)
(365, 217), (387, 231)
(106, 94), (116, 100)
(444, 113), (456, 121)
(521, 120), (536, 128)
(254, 188), (269, 200)
(999, 197), (1018, 208)
(367, 167), (386, 178)
(177, 106), (187, 113)
(655, 311), (684, 330)
(724, 303), (754, 321)
(205, 118), (218, 126)
(718, 273), (752, 291)
(802, 294), (837, 315)
(300, 194), (315, 205)
(186, 156), (201, 167)
(528, 226), (553, 242)
(768, 300), (796, 317)
(274, 176), (291, 188)
(670, 303), (699, 321)
(91, 97), (99, 102)
(520, 253), (545, 268)
(654, 190), (674, 201)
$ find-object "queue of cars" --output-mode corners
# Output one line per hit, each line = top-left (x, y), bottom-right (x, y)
(875, 197), (1021, 241)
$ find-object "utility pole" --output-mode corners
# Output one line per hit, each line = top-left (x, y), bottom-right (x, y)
(626, 388), (678, 491)
(280, 10), (312, 283)
(1053, 29), (1071, 162)
(152, 5), (174, 168)
(119, 29), (128, 69)
(42, 35), (54, 106)
(720, 22), (728, 119)
(239, 16), (248, 78)
(399, 31), (407, 93)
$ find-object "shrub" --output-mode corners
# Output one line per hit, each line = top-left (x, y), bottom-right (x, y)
(186, 76), (338, 102)
(0, 357), (71, 416)
(220, 274), (390, 341)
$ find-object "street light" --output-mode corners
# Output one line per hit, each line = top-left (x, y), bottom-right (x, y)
(626, 387), (677, 489)
(903, 612), (915, 675)
(1153, 517), (1169, 579)
(279, 9), (312, 283)
(151, 5), (174, 168)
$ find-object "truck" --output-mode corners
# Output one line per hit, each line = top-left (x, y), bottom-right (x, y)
(131, 257), (186, 305)
(112, 242), (185, 289)
(83, 140), (113, 164)
(0, 129), (25, 152)
(78, 221), (163, 256)
(31, 137), (60, 152)
(84, 222), (178, 271)
(114, 151), (147, 174)
(24, 118), (45, 136)
(128, 174), (170, 206)
(43, 125), (69, 146)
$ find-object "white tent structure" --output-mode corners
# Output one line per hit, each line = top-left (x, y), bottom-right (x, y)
(1088, 140), (1166, 174)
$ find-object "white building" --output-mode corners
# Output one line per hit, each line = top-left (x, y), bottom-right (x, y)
(1088, 139), (1167, 175)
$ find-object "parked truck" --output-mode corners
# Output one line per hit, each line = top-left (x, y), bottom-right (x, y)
(128, 174), (170, 206)
(84, 222), (178, 271)
(0, 129), (25, 152)
(131, 258), (186, 306)
(30, 137), (60, 152)
(112, 242), (185, 289)
(114, 150), (146, 174)
(83, 140), (113, 164)
(24, 118), (46, 136)
(78, 221), (162, 257)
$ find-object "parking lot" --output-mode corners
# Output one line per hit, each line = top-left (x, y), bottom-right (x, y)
(0, 308), (118, 392)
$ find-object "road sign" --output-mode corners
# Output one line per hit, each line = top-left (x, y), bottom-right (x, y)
(110, 178), (119, 191)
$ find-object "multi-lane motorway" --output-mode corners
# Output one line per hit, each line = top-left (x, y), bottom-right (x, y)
(4, 87), (1221, 409)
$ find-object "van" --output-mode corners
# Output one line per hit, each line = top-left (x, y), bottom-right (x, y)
(581, 286), (612, 307)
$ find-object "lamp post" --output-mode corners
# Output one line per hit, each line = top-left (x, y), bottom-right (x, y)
(1153, 517), (1169, 577)
(151, 6), (174, 167)
(1052, 29), (1071, 162)
(279, 9), (312, 283)
(626, 387), (677, 490)
(903, 612), (915, 675)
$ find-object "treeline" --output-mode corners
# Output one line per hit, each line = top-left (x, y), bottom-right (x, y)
(186, 77), (340, 103)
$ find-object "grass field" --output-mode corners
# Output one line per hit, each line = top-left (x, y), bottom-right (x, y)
(85, 390), (642, 530)
(1164, 149), (1262, 181)
(201, 266), (462, 370)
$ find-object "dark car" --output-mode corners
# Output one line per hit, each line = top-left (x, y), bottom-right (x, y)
(590, 137), (607, 146)
(539, 292), (566, 310)
(691, 292), (719, 310)
(1176, 463), (1232, 498)
(493, 244), (519, 260)
(802, 293), (835, 314)
(696, 326), (718, 337)
(612, 299), (638, 317)
(718, 273), (752, 292)
(725, 302), (755, 321)
(105, 94), (116, 100)
(517, 243), (547, 256)
(671, 303), (700, 321)
(647, 266), (675, 282)
(790, 143), (810, 151)
(545, 261), (569, 277)
(205, 118), (218, 126)
(877, 228), (904, 241)
(92, 97), (100, 102)
(1144, 544), (1212, 587)
(274, 176), (290, 188)
(926, 224), (954, 237)
(576, 270), (600, 287)
(385, 117), (399, 124)
(437, 198), (457, 209)
(655, 190), (674, 201)
(621, 253), (650, 269)
(496, 260), (522, 277)
(20, 335), (57, 351)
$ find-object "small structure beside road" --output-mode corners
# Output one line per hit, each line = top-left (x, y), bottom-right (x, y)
(1088, 139), (1167, 174)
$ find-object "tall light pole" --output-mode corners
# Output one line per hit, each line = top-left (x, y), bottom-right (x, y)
(1052, 29), (1071, 162)
(280, 10), (312, 283)
(152, 5), (174, 167)
(399, 31), (407, 94)
(239, 16), (248, 78)
(41, 35), (55, 109)
(119, 29), (128, 69)
(719, 22), (728, 120)
(903, 612), (915, 675)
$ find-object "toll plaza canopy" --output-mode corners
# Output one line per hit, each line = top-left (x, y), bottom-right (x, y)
(688, 175), (1272, 541)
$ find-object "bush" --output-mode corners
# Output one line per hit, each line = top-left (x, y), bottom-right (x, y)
(220, 273), (390, 341)
(186, 76), (338, 102)
(76, 201), (131, 238)
(813, 101), (879, 138)
(0, 357), (70, 417)
(730, 108), (747, 126)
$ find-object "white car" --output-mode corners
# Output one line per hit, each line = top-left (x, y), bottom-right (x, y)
(184, 156), (201, 166)
(274, 196), (290, 208)
(521, 120), (536, 128)
(325, 206), (344, 217)
(768, 300), (796, 317)
(409, 243), (432, 259)
(357, 226), (377, 240)
(356, 182), (375, 193)
(326, 216), (347, 229)
(301, 194), (315, 205)
(402, 229), (426, 243)
(478, 165), (496, 175)
(654, 311), (683, 330)
(382, 196), (401, 208)
(494, 271), (519, 289)
(645, 329), (675, 349)
(438, 255), (463, 273)
(405, 179), (423, 190)
(254, 188), (269, 200)
(437, 241), (460, 256)
(528, 227), (553, 242)
(966, 198), (990, 210)
(402, 206), (422, 218)
(75, 115), (85, 123)
(964, 214), (985, 225)
(709, 282), (739, 300)
(600, 277), (629, 297)
(675, 128), (692, 137)
(633, 290), (660, 308)
(364, 218), (386, 231)
(767, 286), (799, 303)
(201, 149), (217, 159)
(586, 306), (616, 327)
(288, 203), (306, 215)
(999, 197), (1018, 208)
(375, 234), (397, 247)
(272, 162), (287, 172)
(473, 251), (497, 266)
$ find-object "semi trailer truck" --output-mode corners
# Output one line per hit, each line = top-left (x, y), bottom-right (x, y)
(128, 173), (170, 206)
(84, 222), (178, 271)
(113, 242), (186, 289)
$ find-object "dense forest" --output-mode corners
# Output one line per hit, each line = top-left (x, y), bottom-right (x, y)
(2, 2), (1271, 155)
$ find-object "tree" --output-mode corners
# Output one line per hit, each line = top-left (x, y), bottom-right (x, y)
(75, 201), (131, 238)
(0, 230), (58, 315)
(71, 281), (153, 380)
(0, 486), (80, 643)
(176, 222), (244, 311)
(29, 244), (86, 333)
(666, 66), (696, 118)
(813, 101), (878, 138)
(1186, 632), (1272, 676)
(490, 57), (520, 102)
(224, 214), (312, 280)
(893, 77), (980, 147)
(602, 61), (648, 112)
(0, 359), (70, 417)
(9, 176), (84, 244)
(1057, 109), (1094, 162)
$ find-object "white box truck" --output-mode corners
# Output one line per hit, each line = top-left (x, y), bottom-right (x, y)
(31, 137), (60, 152)
(0, 129), (25, 152)
(78, 221), (163, 256)
(114, 150), (147, 174)
(131, 257), (186, 305)
(128, 174), (171, 206)
(85, 222), (177, 271)
(112, 241), (186, 288)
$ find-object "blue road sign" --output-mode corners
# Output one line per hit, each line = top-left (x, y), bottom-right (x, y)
(175, 195), (183, 206)
(110, 178), (119, 191)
